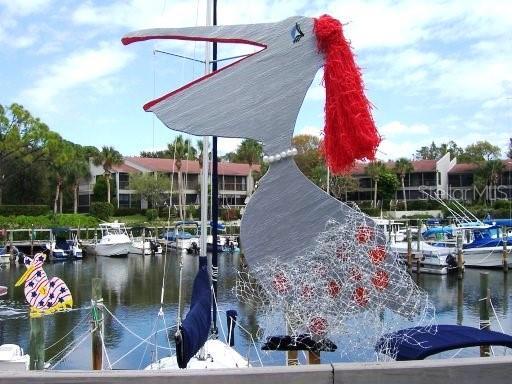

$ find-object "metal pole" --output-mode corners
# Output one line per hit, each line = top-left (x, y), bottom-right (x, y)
(211, 0), (219, 337)
(406, 226), (412, 272)
(479, 272), (490, 357)
(502, 226), (508, 273)
(91, 278), (103, 370)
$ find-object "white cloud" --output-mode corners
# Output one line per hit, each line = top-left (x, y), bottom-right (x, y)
(19, 41), (134, 111)
(379, 121), (430, 137)
(0, 0), (53, 16)
(296, 125), (323, 137)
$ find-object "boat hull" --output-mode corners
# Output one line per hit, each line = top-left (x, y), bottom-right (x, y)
(462, 247), (511, 268)
(144, 339), (249, 370)
(93, 243), (130, 257)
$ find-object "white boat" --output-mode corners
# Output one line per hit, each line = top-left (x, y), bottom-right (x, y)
(46, 228), (83, 261)
(89, 222), (131, 257)
(159, 221), (200, 251)
(389, 240), (457, 275)
(373, 218), (407, 242)
(0, 246), (24, 265)
(0, 344), (30, 371)
(129, 227), (163, 255)
(145, 339), (249, 370)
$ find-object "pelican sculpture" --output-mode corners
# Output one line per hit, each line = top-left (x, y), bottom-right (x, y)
(16, 253), (73, 317)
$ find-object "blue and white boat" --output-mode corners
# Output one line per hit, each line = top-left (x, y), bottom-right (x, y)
(159, 221), (200, 251)
(46, 228), (83, 261)
(423, 223), (512, 268)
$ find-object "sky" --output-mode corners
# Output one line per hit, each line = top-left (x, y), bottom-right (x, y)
(1, 0), (511, 160)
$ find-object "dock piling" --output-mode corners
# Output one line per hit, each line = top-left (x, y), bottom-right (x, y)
(456, 232), (464, 280)
(406, 227), (412, 272)
(479, 272), (491, 357)
(91, 278), (104, 370)
(29, 316), (44, 370)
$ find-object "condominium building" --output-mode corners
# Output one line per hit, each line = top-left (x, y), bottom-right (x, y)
(78, 157), (260, 210)
(347, 154), (512, 203)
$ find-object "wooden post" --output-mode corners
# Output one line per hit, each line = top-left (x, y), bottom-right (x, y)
(308, 350), (320, 364)
(86, 228), (89, 241)
(91, 278), (103, 370)
(416, 219), (421, 253)
(406, 227), (412, 272)
(479, 272), (491, 357)
(456, 277), (464, 325)
(49, 231), (54, 262)
(456, 232), (464, 280)
(30, 225), (34, 257)
(416, 258), (421, 275)
(287, 350), (298, 366)
(29, 316), (44, 370)
(502, 226), (508, 273)
(9, 230), (14, 263)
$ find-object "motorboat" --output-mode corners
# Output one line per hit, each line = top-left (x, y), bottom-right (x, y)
(423, 223), (512, 268)
(89, 222), (131, 257)
(159, 221), (200, 251)
(129, 227), (162, 255)
(0, 344), (30, 371)
(46, 227), (83, 261)
(0, 246), (24, 265)
(373, 218), (407, 242)
(389, 239), (457, 275)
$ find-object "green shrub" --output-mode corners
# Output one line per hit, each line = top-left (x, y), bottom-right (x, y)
(359, 207), (381, 217)
(90, 202), (115, 221)
(146, 208), (158, 221)
(493, 200), (511, 210)
(0, 205), (50, 216)
(0, 214), (99, 229)
(114, 207), (143, 216)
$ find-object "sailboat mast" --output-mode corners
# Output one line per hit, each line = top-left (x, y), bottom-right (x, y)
(211, 0), (219, 336)
(200, 0), (212, 257)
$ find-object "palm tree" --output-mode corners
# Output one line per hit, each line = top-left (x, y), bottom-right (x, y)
(366, 160), (386, 208)
(167, 135), (196, 220)
(92, 146), (123, 204)
(476, 159), (505, 202)
(66, 156), (91, 214)
(234, 139), (262, 196)
(394, 158), (414, 210)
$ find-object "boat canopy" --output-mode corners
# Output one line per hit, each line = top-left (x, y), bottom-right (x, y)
(376, 325), (512, 361)
(175, 256), (211, 369)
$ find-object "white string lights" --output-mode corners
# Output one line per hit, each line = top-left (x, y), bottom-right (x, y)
(236, 207), (436, 360)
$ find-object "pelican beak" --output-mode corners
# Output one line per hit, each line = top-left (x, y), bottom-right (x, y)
(15, 265), (35, 287)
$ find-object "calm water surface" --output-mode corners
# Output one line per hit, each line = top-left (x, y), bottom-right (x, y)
(0, 252), (511, 369)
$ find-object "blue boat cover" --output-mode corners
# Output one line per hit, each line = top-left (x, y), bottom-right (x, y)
(376, 325), (512, 361)
(176, 256), (211, 368)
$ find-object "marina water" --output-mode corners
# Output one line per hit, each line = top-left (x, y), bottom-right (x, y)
(0, 252), (511, 368)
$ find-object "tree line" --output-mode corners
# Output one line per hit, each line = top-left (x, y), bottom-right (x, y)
(0, 103), (124, 213)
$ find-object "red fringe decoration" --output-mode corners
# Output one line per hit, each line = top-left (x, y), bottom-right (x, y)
(314, 15), (381, 174)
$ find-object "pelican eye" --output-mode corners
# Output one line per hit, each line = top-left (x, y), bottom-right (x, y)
(291, 22), (304, 44)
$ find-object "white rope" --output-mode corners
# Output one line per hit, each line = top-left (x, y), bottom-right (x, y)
(48, 326), (95, 369)
(212, 286), (262, 367)
(100, 327), (113, 370)
(101, 304), (173, 351)
(44, 312), (90, 351)
(138, 315), (159, 369)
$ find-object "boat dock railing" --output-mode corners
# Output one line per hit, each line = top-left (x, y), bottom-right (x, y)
(2, 356), (512, 383)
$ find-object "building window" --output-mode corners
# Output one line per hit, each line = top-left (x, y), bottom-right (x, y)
(119, 194), (130, 208)
(359, 177), (372, 188)
(422, 172), (436, 186)
(119, 173), (130, 190)
(78, 194), (90, 207)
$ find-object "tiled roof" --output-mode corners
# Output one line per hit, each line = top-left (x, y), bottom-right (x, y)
(123, 156), (260, 176)
(348, 159), (436, 175)
(450, 159), (512, 173)
(112, 163), (139, 173)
